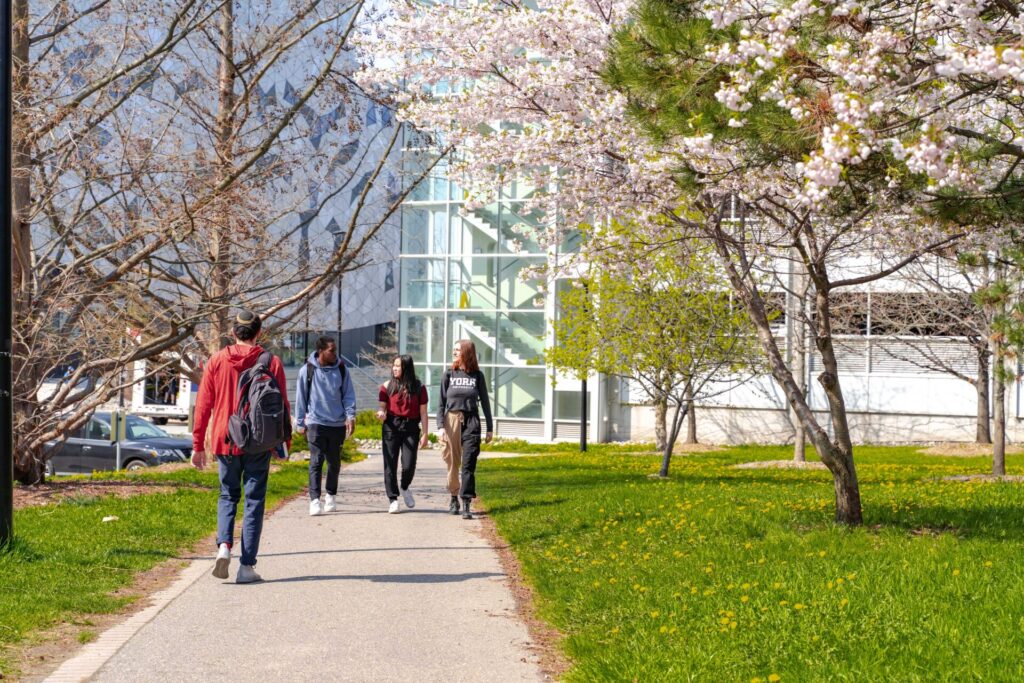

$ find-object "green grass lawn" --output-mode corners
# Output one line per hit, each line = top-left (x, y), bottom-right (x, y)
(478, 445), (1024, 681)
(0, 459), (330, 677)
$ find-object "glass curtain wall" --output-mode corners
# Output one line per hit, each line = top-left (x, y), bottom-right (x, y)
(398, 146), (548, 427)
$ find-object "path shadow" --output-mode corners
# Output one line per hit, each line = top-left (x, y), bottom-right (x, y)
(263, 571), (503, 584)
(255, 546), (493, 559)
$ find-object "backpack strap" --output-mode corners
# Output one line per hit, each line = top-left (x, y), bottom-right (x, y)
(304, 361), (315, 404)
(237, 352), (277, 416)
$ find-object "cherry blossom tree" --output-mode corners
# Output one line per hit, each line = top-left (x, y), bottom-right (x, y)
(359, 0), (1021, 524)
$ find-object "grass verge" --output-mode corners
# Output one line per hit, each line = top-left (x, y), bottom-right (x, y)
(478, 445), (1024, 681)
(0, 459), (327, 678)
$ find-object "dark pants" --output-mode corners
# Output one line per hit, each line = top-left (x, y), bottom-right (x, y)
(459, 412), (482, 500)
(216, 451), (272, 567)
(308, 423), (345, 500)
(382, 415), (420, 500)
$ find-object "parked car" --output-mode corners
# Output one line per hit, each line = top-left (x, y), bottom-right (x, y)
(44, 412), (191, 476)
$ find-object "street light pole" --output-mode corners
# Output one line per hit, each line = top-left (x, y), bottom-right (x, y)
(580, 378), (587, 453)
(336, 273), (343, 348)
(1, 0), (15, 549)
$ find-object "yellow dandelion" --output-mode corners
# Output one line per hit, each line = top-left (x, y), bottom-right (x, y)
(741, 595), (749, 603)
(768, 675), (781, 682)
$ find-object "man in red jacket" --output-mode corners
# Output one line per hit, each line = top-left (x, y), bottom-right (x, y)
(191, 310), (290, 584)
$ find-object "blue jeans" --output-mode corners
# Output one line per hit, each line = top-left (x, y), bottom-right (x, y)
(216, 451), (272, 567)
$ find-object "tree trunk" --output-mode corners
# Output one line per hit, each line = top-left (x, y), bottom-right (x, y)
(658, 402), (688, 478)
(992, 340), (1006, 476)
(791, 322), (806, 462)
(209, 1), (236, 353)
(684, 380), (697, 444)
(653, 394), (668, 452)
(975, 346), (992, 444)
(813, 288), (863, 525)
(11, 0), (46, 484)
(706, 217), (862, 525)
(789, 246), (806, 462)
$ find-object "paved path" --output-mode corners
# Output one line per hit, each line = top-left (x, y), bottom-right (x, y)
(49, 453), (544, 682)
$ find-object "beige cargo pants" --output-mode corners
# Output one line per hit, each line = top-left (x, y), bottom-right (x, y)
(441, 411), (464, 496)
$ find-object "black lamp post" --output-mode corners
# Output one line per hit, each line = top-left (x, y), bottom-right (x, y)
(1, 0), (15, 549)
(580, 378), (587, 453)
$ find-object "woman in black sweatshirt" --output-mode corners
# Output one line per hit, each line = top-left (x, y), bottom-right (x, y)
(438, 339), (493, 519)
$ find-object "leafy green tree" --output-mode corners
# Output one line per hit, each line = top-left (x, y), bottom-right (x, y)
(548, 231), (759, 477)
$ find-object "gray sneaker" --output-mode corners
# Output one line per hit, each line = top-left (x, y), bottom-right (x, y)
(401, 488), (415, 509)
(236, 565), (263, 584)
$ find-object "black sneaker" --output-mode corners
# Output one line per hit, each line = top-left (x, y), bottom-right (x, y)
(449, 496), (460, 515)
(461, 499), (473, 519)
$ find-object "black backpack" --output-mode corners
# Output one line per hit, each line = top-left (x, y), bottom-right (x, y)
(227, 351), (291, 454)
(304, 360), (347, 406)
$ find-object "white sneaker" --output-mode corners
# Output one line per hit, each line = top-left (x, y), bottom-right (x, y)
(212, 543), (230, 579)
(388, 499), (400, 514)
(324, 494), (337, 512)
(309, 498), (322, 516)
(236, 565), (262, 584)
(401, 488), (415, 509)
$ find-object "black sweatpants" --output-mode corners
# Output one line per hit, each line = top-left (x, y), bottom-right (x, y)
(381, 415), (420, 501)
(307, 423), (345, 500)
(459, 412), (482, 500)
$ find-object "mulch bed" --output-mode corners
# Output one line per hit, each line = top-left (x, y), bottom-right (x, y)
(13, 480), (189, 510)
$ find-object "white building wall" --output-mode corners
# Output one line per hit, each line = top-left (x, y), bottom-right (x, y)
(611, 373), (1024, 445)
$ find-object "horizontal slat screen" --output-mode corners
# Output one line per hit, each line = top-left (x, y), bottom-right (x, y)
(495, 419), (544, 438)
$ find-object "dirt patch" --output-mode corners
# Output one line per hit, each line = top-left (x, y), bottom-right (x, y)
(919, 443), (1024, 457)
(733, 460), (828, 470)
(941, 474), (1024, 483)
(476, 510), (571, 681)
(13, 480), (202, 510)
(673, 443), (726, 454)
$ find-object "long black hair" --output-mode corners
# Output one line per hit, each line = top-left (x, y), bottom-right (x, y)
(387, 354), (421, 396)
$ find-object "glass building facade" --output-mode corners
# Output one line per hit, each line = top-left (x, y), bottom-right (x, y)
(398, 142), (600, 440)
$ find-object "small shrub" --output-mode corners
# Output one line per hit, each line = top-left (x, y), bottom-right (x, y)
(355, 409), (378, 426)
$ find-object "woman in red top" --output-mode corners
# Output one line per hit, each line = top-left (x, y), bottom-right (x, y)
(376, 355), (430, 513)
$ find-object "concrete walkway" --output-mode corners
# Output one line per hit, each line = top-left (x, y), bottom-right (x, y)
(49, 452), (544, 682)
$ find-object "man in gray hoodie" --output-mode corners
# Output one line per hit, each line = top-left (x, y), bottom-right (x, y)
(296, 336), (356, 515)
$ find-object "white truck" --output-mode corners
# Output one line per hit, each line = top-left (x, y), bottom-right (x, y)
(130, 359), (192, 425)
